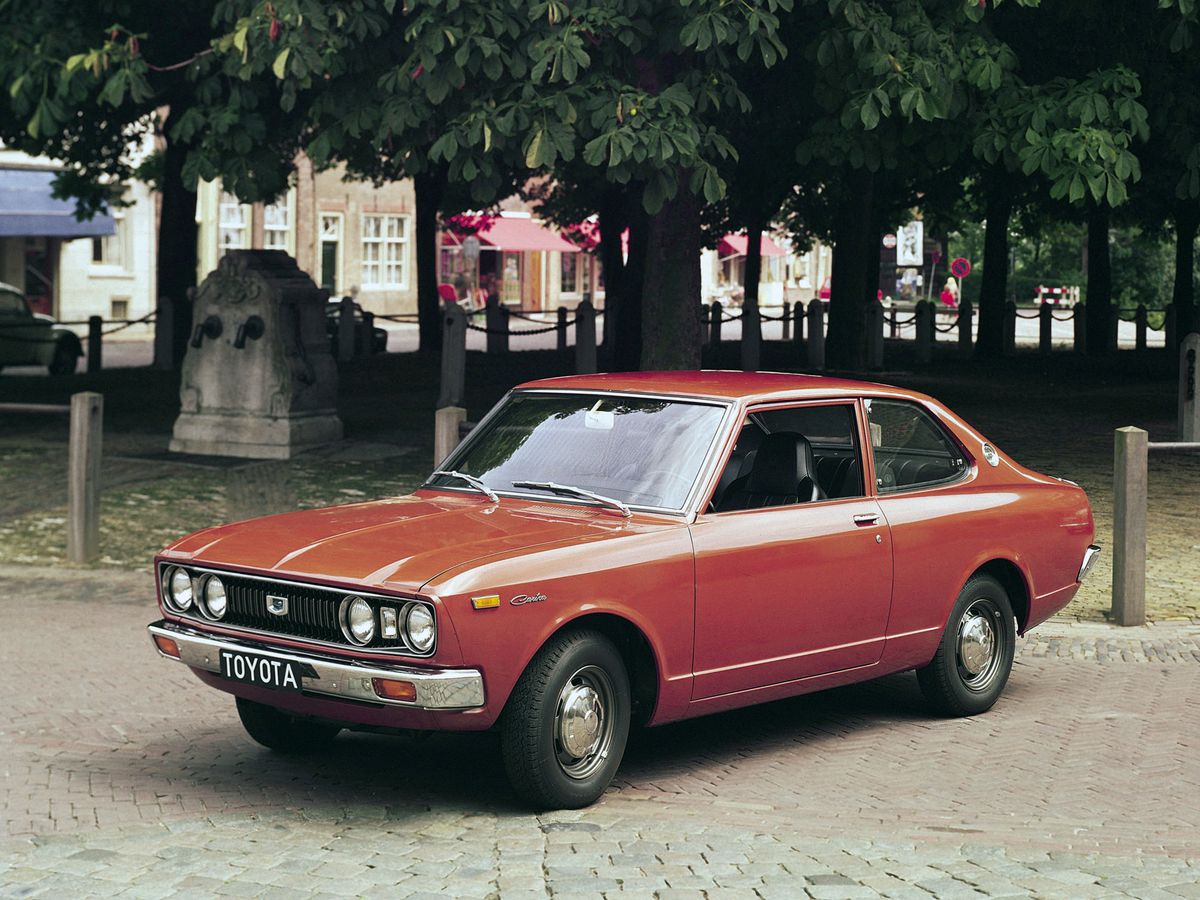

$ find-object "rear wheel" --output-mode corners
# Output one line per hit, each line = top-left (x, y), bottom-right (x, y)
(48, 341), (78, 375)
(235, 697), (341, 753)
(501, 630), (630, 809)
(917, 574), (1015, 717)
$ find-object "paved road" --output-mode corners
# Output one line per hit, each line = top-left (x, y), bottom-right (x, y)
(2, 567), (1199, 898)
(0, 312), (1163, 375)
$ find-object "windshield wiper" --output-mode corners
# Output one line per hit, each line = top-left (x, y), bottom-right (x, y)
(430, 470), (499, 504)
(511, 481), (632, 518)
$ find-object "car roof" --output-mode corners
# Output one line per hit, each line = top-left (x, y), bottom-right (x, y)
(517, 370), (924, 404)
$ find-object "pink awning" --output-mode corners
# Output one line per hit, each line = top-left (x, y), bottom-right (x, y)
(461, 216), (580, 253)
(718, 233), (786, 258)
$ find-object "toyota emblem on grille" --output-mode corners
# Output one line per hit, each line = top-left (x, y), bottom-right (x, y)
(266, 594), (288, 616)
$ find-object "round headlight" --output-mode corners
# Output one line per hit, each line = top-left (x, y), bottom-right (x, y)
(405, 604), (436, 653)
(342, 596), (375, 645)
(167, 567), (193, 611)
(201, 575), (227, 620)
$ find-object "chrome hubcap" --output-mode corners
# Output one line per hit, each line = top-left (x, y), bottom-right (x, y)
(555, 666), (614, 780)
(957, 600), (1001, 690)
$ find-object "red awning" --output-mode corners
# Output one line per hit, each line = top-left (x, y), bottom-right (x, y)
(718, 233), (786, 258)
(452, 215), (580, 253)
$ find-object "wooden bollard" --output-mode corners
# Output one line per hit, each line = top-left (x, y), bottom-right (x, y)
(87, 315), (102, 374)
(1112, 426), (1147, 626)
(793, 301), (805, 349)
(360, 311), (376, 356)
(575, 300), (597, 374)
(867, 302), (884, 369)
(556, 306), (568, 353)
(1074, 303), (1087, 354)
(1039, 302), (1053, 355)
(485, 296), (508, 354)
(710, 301), (723, 349)
(1135, 304), (1148, 351)
(781, 301), (791, 341)
(806, 301), (825, 370)
(437, 301), (467, 409)
(338, 296), (356, 362)
(434, 406), (467, 468)
(741, 303), (761, 372)
(67, 391), (103, 564)
(957, 298), (973, 358)
(915, 300), (932, 364)
(1003, 301), (1016, 355)
(1180, 332), (1199, 441)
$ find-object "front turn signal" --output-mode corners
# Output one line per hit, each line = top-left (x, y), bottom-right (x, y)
(371, 678), (417, 702)
(153, 635), (181, 659)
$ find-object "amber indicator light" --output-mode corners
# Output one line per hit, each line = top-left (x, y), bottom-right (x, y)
(371, 678), (417, 702)
(153, 635), (181, 659)
(471, 594), (501, 610)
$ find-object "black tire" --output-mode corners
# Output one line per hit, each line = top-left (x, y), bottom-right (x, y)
(235, 697), (341, 753)
(501, 629), (631, 809)
(917, 573), (1016, 717)
(48, 342), (78, 375)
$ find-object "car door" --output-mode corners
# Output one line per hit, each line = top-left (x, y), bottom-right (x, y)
(689, 399), (894, 699)
(0, 289), (44, 365)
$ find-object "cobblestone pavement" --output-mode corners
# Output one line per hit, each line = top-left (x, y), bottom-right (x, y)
(3, 568), (1199, 898)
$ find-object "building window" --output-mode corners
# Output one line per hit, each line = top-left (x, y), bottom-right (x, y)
(560, 252), (580, 297)
(319, 213), (343, 294)
(219, 192), (250, 257)
(109, 298), (130, 319)
(264, 198), (291, 251)
(361, 214), (410, 288)
(91, 212), (130, 270)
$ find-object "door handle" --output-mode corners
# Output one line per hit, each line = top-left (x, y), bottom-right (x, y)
(853, 513), (879, 526)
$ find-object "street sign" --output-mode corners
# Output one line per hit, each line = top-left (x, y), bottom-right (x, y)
(463, 236), (481, 260)
(882, 233), (897, 249)
(950, 257), (971, 279)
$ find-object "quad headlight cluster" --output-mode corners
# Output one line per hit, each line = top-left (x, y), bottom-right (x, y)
(338, 595), (436, 652)
(162, 565), (228, 621)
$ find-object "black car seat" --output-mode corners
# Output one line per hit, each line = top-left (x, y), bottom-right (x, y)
(720, 432), (825, 510)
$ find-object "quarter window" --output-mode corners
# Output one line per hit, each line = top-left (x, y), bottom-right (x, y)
(865, 399), (966, 492)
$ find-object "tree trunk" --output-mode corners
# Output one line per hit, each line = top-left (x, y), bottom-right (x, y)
(1086, 205), (1113, 355)
(977, 176), (1013, 358)
(414, 169), (446, 353)
(826, 169), (875, 370)
(597, 189), (629, 368)
(743, 222), (764, 311)
(641, 180), (702, 370)
(155, 137), (198, 368)
(615, 203), (649, 372)
(1173, 205), (1198, 343)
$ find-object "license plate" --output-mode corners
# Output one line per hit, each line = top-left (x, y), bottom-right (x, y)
(219, 650), (302, 692)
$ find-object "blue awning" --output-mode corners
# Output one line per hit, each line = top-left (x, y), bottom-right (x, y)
(0, 167), (115, 238)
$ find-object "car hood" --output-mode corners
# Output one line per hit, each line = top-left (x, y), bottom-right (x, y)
(162, 490), (668, 592)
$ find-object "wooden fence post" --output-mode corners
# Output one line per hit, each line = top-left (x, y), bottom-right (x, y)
(1039, 302), (1053, 355)
(338, 296), (357, 362)
(1180, 332), (1199, 441)
(710, 301), (723, 350)
(806, 301), (825, 370)
(781, 301), (792, 341)
(1074, 303), (1087, 354)
(915, 300), (932, 364)
(1135, 304), (1148, 351)
(792, 301), (805, 352)
(67, 391), (103, 565)
(867, 302), (884, 369)
(434, 406), (467, 468)
(957, 298), (974, 358)
(437, 301), (467, 409)
(87, 315), (102, 374)
(1112, 426), (1147, 626)
(1003, 301), (1017, 356)
(741, 303), (761, 372)
(575, 299), (597, 374)
(485, 296), (507, 354)
(556, 306), (568, 353)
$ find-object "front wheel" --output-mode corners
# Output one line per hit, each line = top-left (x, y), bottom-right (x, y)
(501, 630), (631, 809)
(917, 574), (1016, 717)
(235, 697), (341, 753)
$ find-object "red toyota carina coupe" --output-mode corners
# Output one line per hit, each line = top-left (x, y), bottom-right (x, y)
(148, 372), (1099, 809)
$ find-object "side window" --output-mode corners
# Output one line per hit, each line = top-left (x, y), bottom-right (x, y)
(865, 399), (966, 493)
(712, 403), (864, 512)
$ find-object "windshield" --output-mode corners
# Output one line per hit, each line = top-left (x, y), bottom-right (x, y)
(430, 392), (728, 510)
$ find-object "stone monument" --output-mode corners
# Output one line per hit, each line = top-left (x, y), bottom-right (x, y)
(170, 250), (343, 458)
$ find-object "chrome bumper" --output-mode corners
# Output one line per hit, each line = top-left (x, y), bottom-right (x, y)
(1078, 544), (1102, 583)
(147, 621), (484, 710)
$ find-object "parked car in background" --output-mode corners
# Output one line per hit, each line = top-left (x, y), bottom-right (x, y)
(325, 300), (388, 356)
(0, 282), (82, 375)
(148, 372), (1099, 809)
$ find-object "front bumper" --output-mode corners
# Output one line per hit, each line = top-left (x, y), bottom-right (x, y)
(147, 621), (484, 710)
